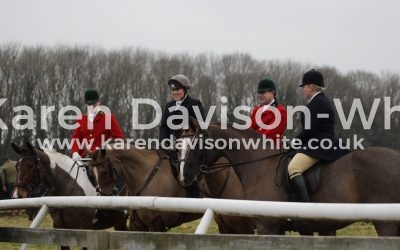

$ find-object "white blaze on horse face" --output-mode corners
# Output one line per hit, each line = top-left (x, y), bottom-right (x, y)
(93, 167), (99, 184)
(12, 162), (21, 198)
(44, 149), (97, 196)
(178, 137), (191, 183)
(12, 159), (23, 198)
(12, 188), (19, 199)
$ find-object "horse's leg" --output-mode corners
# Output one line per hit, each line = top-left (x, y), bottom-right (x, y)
(256, 221), (284, 235)
(110, 211), (129, 231)
(217, 215), (254, 234)
(374, 222), (398, 236)
(217, 224), (233, 234)
(128, 217), (143, 231)
(298, 230), (314, 235)
(214, 215), (234, 234)
(128, 218), (148, 231)
(52, 218), (71, 250)
(150, 216), (167, 232)
(114, 219), (129, 231)
(26, 208), (37, 220)
(318, 230), (336, 236)
(128, 211), (152, 231)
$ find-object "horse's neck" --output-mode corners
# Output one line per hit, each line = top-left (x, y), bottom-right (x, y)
(208, 126), (276, 186)
(46, 152), (95, 196)
(109, 148), (165, 194)
(45, 151), (70, 174)
(206, 168), (238, 198)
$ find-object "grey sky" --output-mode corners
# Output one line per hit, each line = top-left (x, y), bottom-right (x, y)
(1, 0), (399, 74)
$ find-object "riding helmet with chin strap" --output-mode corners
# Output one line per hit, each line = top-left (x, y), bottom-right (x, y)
(168, 74), (191, 90)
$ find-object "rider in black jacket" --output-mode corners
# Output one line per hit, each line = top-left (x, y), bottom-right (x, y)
(159, 74), (205, 197)
(159, 74), (205, 142)
(288, 69), (349, 202)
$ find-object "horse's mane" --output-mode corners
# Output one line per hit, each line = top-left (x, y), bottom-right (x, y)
(42, 148), (72, 161)
(19, 144), (66, 158)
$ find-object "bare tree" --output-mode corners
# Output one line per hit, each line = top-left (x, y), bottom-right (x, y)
(1, 44), (400, 157)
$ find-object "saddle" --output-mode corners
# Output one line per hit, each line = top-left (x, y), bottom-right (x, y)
(275, 151), (325, 200)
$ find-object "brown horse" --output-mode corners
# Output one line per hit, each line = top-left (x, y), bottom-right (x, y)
(11, 141), (128, 250)
(177, 136), (254, 234)
(88, 143), (254, 234)
(179, 118), (400, 236)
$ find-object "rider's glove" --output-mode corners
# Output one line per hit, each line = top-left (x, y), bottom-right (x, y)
(72, 152), (81, 162)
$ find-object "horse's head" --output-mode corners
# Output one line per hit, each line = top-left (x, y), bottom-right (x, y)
(11, 141), (54, 198)
(178, 117), (219, 187)
(87, 148), (120, 196)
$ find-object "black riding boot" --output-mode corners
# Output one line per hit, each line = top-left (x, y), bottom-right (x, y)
(188, 182), (200, 198)
(291, 174), (310, 202)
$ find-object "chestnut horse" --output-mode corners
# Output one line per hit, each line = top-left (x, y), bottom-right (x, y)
(88, 142), (254, 234)
(11, 141), (128, 250)
(179, 118), (400, 236)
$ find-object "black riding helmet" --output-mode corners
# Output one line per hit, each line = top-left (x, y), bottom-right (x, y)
(256, 78), (276, 97)
(299, 69), (324, 87)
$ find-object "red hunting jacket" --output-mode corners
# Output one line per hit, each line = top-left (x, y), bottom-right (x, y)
(250, 101), (287, 146)
(71, 111), (125, 157)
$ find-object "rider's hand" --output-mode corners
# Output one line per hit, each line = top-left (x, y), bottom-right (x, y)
(72, 152), (81, 162)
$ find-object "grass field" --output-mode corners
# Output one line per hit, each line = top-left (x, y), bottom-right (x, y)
(0, 209), (377, 250)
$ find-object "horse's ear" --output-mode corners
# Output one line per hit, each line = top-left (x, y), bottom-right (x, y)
(189, 116), (201, 130)
(11, 142), (22, 154)
(25, 141), (35, 152)
(100, 149), (107, 156)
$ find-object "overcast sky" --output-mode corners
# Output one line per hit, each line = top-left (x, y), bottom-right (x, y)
(1, 0), (399, 75)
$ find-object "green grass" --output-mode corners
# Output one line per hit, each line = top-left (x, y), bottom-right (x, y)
(0, 209), (377, 249)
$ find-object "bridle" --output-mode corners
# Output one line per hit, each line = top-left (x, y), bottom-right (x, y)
(91, 156), (122, 196)
(91, 150), (163, 197)
(14, 152), (55, 197)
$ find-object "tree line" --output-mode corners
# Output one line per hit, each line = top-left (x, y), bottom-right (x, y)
(1, 43), (399, 162)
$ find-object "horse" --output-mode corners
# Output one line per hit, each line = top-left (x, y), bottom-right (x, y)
(11, 141), (128, 250)
(178, 118), (400, 236)
(87, 142), (254, 234)
(177, 135), (254, 234)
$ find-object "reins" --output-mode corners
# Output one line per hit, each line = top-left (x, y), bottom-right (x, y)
(134, 150), (163, 196)
(180, 130), (285, 174)
(200, 168), (231, 198)
(91, 156), (125, 196)
(199, 151), (284, 174)
(67, 161), (89, 195)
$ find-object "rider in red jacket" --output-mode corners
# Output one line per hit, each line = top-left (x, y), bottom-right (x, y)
(70, 88), (125, 160)
(250, 78), (287, 147)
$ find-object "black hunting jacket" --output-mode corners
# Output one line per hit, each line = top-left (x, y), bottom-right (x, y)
(296, 92), (349, 161)
(159, 95), (205, 142)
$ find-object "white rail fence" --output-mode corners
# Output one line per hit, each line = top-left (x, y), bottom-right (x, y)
(1, 196), (400, 249)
